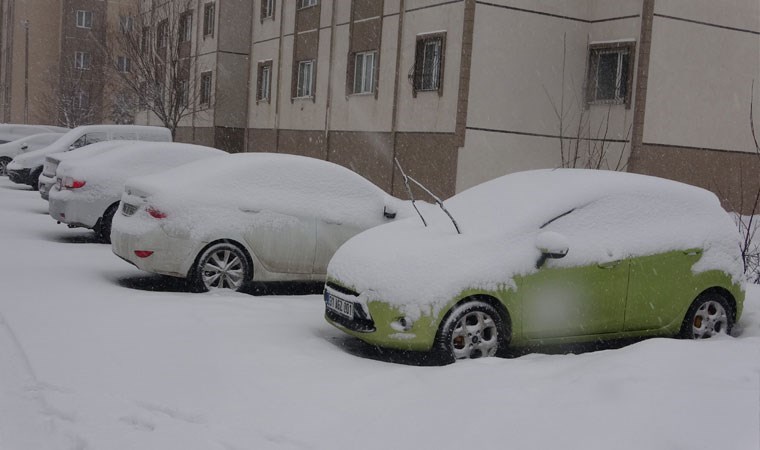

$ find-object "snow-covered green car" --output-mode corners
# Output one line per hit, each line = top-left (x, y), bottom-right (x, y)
(324, 169), (745, 362)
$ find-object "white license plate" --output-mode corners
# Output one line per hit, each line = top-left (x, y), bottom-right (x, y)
(326, 293), (354, 319)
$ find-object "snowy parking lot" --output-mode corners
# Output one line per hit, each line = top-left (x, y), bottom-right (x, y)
(1, 176), (759, 450)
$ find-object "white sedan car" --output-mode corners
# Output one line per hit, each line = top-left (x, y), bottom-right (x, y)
(111, 153), (415, 292)
(0, 133), (63, 176)
(48, 142), (226, 242)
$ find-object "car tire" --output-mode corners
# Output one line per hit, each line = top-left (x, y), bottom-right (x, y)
(433, 300), (509, 364)
(96, 203), (119, 244)
(189, 242), (251, 293)
(679, 293), (734, 339)
(29, 167), (42, 190)
(0, 157), (10, 176)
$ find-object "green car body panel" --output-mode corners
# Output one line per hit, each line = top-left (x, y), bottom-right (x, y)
(325, 249), (744, 352)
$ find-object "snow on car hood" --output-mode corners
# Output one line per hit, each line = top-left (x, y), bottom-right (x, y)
(8, 144), (68, 170)
(328, 169), (744, 319)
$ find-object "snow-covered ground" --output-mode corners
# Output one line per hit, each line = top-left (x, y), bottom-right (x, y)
(0, 176), (758, 450)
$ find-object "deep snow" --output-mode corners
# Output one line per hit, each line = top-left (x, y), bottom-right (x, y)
(0, 177), (758, 450)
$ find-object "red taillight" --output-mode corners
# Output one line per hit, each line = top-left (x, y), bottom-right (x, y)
(63, 177), (86, 189)
(146, 207), (167, 219)
(134, 250), (154, 258)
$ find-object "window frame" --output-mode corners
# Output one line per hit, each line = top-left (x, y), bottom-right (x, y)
(119, 15), (133, 33)
(200, 71), (213, 105)
(203, 2), (216, 37)
(74, 51), (91, 70)
(179, 11), (193, 43)
(257, 60), (273, 103)
(412, 32), (446, 97)
(117, 56), (131, 73)
(295, 59), (315, 99)
(261, 0), (276, 21)
(156, 19), (168, 49)
(586, 41), (636, 109)
(75, 10), (92, 29)
(297, 0), (317, 10)
(351, 50), (377, 95)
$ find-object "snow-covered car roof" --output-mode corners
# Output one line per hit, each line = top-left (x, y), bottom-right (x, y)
(45, 140), (134, 165)
(0, 133), (63, 158)
(328, 169), (744, 316)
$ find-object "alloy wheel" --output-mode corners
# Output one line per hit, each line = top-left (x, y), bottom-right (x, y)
(691, 300), (729, 338)
(201, 249), (245, 291)
(450, 311), (499, 359)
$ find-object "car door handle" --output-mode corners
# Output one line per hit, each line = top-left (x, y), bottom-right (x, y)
(683, 250), (702, 256)
(323, 219), (342, 225)
(598, 260), (621, 269)
(239, 207), (260, 214)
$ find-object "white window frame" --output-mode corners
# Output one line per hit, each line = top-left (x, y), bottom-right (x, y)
(74, 51), (91, 70)
(589, 46), (632, 105)
(353, 51), (376, 94)
(419, 38), (442, 91)
(296, 60), (314, 98)
(203, 2), (216, 37)
(298, 0), (317, 10)
(178, 79), (189, 107)
(180, 12), (193, 42)
(200, 71), (213, 105)
(117, 56), (130, 73)
(119, 15), (133, 33)
(259, 63), (272, 101)
(76, 10), (92, 29)
(76, 91), (89, 109)
(262, 0), (275, 19)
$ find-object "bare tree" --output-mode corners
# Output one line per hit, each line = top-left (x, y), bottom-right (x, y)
(95, 0), (209, 139)
(544, 33), (631, 171)
(36, 57), (103, 128)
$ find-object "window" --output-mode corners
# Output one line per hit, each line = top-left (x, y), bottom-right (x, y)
(257, 61), (272, 102)
(119, 15), (133, 33)
(203, 3), (215, 37)
(117, 56), (130, 73)
(587, 42), (635, 107)
(296, 60), (314, 98)
(261, 0), (275, 19)
(179, 12), (193, 43)
(74, 51), (91, 70)
(200, 71), (212, 105)
(177, 79), (189, 107)
(413, 33), (445, 95)
(76, 10), (92, 29)
(157, 20), (168, 48)
(76, 91), (89, 109)
(297, 0), (317, 9)
(141, 27), (150, 53)
(352, 51), (376, 94)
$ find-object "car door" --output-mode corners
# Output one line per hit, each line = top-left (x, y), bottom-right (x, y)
(242, 209), (317, 275)
(519, 202), (630, 339)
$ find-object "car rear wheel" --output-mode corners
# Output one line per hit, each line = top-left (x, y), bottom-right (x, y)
(96, 203), (119, 243)
(190, 242), (250, 293)
(0, 157), (10, 176)
(680, 293), (733, 339)
(29, 167), (42, 190)
(434, 300), (508, 363)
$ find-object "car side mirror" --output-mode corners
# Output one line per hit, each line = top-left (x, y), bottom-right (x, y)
(535, 231), (569, 269)
(68, 144), (76, 151)
(20, 143), (28, 150)
(383, 205), (397, 219)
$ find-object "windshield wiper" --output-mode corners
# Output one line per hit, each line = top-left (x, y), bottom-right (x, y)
(394, 158), (461, 234)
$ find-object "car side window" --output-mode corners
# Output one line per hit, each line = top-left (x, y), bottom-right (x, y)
(85, 132), (108, 145)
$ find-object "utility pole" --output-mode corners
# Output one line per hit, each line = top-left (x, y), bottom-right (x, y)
(21, 19), (29, 124)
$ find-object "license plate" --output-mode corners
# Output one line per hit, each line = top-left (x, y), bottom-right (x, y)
(326, 293), (354, 319)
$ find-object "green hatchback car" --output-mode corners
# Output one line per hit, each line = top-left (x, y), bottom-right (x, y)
(324, 169), (745, 362)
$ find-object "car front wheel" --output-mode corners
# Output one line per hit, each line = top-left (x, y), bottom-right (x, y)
(190, 242), (250, 293)
(680, 293), (734, 339)
(0, 157), (10, 176)
(434, 300), (508, 363)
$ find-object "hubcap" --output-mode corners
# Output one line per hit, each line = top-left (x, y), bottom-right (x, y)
(0, 160), (7, 176)
(450, 311), (499, 359)
(691, 300), (729, 339)
(201, 249), (245, 290)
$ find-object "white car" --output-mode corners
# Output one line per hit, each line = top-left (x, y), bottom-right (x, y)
(38, 141), (132, 200)
(0, 124), (69, 144)
(48, 143), (226, 242)
(7, 125), (171, 189)
(111, 153), (416, 292)
(0, 133), (63, 176)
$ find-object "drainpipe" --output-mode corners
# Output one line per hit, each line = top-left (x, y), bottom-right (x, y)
(323, 0), (337, 160)
(389, 0), (405, 195)
(273, 0), (285, 152)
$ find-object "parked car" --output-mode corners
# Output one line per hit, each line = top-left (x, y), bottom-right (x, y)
(0, 133), (64, 176)
(324, 169), (746, 363)
(0, 123), (69, 144)
(6, 125), (171, 188)
(111, 153), (417, 292)
(38, 141), (132, 200)
(48, 142), (226, 242)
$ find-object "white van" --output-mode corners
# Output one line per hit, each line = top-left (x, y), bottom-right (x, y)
(0, 133), (65, 176)
(0, 124), (69, 144)
(6, 125), (171, 189)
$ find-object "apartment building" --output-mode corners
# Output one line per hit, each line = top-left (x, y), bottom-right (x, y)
(0, 0), (131, 127)
(130, 0), (759, 213)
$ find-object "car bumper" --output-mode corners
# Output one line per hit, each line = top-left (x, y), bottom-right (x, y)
(7, 167), (33, 186)
(111, 223), (202, 279)
(323, 285), (438, 352)
(38, 174), (55, 200)
(48, 188), (102, 229)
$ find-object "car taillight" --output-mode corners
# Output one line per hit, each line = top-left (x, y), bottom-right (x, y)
(146, 207), (167, 219)
(134, 250), (154, 258)
(63, 177), (86, 189)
